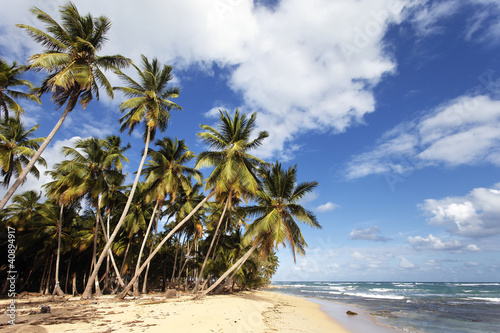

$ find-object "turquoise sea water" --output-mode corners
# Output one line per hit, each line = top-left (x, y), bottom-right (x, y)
(271, 281), (500, 333)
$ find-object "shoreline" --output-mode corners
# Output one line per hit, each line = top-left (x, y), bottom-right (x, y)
(310, 298), (400, 333)
(0, 290), (350, 332)
(0, 290), (400, 332)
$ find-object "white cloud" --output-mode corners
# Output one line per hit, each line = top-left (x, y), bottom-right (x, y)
(316, 202), (339, 213)
(409, 0), (461, 36)
(408, 0), (500, 44)
(350, 226), (392, 242)
(0, 0), (418, 161)
(419, 185), (500, 238)
(351, 251), (366, 261)
(464, 0), (500, 44)
(407, 234), (468, 251)
(399, 257), (415, 268)
(344, 95), (500, 179)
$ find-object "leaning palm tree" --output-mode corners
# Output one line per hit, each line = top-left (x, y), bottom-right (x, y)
(58, 136), (129, 295)
(43, 167), (72, 297)
(192, 109), (269, 293)
(82, 55), (181, 299)
(0, 2), (131, 211)
(195, 162), (321, 299)
(1, 190), (41, 231)
(132, 137), (202, 294)
(116, 109), (267, 299)
(0, 117), (46, 187)
(119, 110), (269, 298)
(0, 57), (41, 120)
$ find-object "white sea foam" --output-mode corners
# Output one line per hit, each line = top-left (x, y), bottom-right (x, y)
(345, 292), (405, 300)
(393, 283), (415, 287)
(455, 283), (500, 286)
(369, 288), (393, 293)
(467, 297), (500, 303)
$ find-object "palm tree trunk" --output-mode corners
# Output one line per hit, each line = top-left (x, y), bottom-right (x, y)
(45, 254), (54, 295)
(133, 200), (159, 295)
(117, 191), (215, 299)
(104, 211), (112, 292)
(170, 232), (182, 288)
(194, 242), (259, 300)
(0, 91), (80, 211)
(176, 240), (193, 286)
(72, 273), (77, 296)
(214, 259), (244, 294)
(82, 127), (152, 299)
(98, 210), (126, 288)
(91, 204), (102, 296)
(120, 235), (132, 277)
(65, 257), (72, 294)
(142, 210), (159, 294)
(193, 196), (230, 293)
(39, 255), (50, 294)
(52, 204), (65, 297)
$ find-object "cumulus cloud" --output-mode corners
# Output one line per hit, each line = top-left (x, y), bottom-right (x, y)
(419, 185), (500, 238)
(350, 226), (392, 242)
(344, 95), (500, 179)
(406, 234), (477, 252)
(0, 0), (418, 161)
(316, 202), (339, 213)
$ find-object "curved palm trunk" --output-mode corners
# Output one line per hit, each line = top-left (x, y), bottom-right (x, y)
(133, 200), (159, 295)
(98, 211), (125, 288)
(117, 191), (215, 299)
(142, 212), (159, 294)
(120, 235), (133, 277)
(0, 92), (79, 211)
(169, 232), (183, 288)
(214, 258), (244, 294)
(52, 204), (65, 297)
(176, 240), (194, 287)
(193, 196), (230, 293)
(82, 128), (152, 299)
(91, 207), (102, 296)
(194, 242), (259, 300)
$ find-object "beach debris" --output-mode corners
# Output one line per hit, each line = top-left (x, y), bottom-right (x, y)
(346, 310), (358, 316)
(165, 289), (177, 298)
(40, 305), (51, 313)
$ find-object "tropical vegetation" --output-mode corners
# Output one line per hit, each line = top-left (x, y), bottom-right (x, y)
(0, 2), (322, 300)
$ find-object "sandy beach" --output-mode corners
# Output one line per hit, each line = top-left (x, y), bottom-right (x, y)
(0, 290), (351, 333)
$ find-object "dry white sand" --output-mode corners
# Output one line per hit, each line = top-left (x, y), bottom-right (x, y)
(1, 290), (351, 333)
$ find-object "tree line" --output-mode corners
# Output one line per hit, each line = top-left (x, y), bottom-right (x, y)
(0, 2), (321, 299)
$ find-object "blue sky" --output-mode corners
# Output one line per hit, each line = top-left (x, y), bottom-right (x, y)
(1, 0), (499, 282)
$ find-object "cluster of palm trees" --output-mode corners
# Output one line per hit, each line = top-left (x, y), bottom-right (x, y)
(0, 2), (321, 299)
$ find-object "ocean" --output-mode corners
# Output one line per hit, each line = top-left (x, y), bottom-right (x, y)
(270, 281), (500, 333)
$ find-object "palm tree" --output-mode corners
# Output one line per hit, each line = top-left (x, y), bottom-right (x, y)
(195, 162), (321, 299)
(0, 2), (131, 211)
(0, 117), (46, 187)
(0, 57), (40, 120)
(1, 190), (41, 231)
(58, 136), (129, 295)
(83, 55), (181, 298)
(115, 110), (268, 299)
(43, 167), (72, 296)
(164, 180), (206, 289)
(192, 109), (269, 293)
(132, 137), (201, 294)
